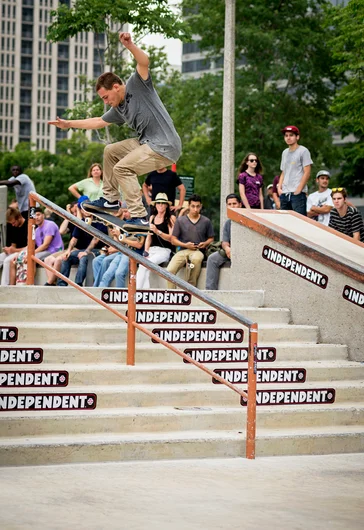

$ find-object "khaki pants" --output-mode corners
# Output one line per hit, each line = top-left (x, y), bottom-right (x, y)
(103, 139), (173, 218)
(166, 249), (204, 289)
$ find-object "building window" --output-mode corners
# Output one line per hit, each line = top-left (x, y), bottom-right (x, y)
(21, 73), (32, 87)
(22, 8), (34, 22)
(20, 89), (32, 104)
(57, 93), (68, 107)
(20, 106), (31, 120)
(182, 58), (211, 74)
(57, 61), (69, 75)
(182, 42), (201, 55)
(19, 122), (31, 136)
(58, 44), (69, 59)
(57, 77), (68, 90)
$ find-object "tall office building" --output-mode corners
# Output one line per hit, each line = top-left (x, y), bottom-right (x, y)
(0, 0), (106, 153)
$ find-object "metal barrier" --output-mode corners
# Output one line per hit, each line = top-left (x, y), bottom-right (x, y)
(26, 192), (258, 459)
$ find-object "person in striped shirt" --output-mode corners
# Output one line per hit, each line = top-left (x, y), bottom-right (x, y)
(329, 188), (364, 242)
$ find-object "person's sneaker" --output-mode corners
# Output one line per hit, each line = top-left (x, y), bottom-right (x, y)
(82, 197), (121, 213)
(123, 217), (151, 233)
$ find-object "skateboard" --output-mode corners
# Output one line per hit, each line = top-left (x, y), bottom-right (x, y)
(185, 255), (195, 282)
(81, 207), (151, 243)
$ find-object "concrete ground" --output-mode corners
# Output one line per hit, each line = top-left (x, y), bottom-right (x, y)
(0, 454), (363, 530)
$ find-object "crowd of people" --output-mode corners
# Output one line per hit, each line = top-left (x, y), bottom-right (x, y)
(0, 127), (363, 291)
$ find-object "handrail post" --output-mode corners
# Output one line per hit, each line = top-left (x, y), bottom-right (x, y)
(26, 197), (37, 285)
(246, 323), (258, 459)
(126, 257), (137, 365)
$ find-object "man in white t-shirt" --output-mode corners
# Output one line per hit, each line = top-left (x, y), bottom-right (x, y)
(307, 170), (333, 226)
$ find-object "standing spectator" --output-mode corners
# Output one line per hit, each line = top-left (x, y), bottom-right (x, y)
(307, 170), (334, 226)
(272, 174), (281, 210)
(9, 208), (64, 285)
(68, 163), (104, 201)
(205, 194), (242, 290)
(264, 185), (275, 209)
(278, 125), (312, 215)
(137, 193), (176, 289)
(143, 167), (186, 213)
(166, 194), (214, 288)
(0, 208), (28, 286)
(329, 188), (364, 242)
(0, 165), (36, 220)
(237, 153), (264, 209)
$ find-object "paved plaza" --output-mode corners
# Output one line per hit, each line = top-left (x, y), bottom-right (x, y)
(0, 453), (363, 529)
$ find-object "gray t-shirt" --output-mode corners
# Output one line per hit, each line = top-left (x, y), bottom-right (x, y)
(102, 71), (182, 163)
(172, 215), (214, 245)
(280, 145), (313, 193)
(222, 219), (231, 244)
(9, 173), (36, 212)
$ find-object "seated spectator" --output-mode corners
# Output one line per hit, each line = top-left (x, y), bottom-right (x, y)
(43, 202), (78, 286)
(68, 163), (103, 201)
(166, 194), (214, 289)
(143, 167), (186, 214)
(137, 193), (176, 289)
(0, 165), (36, 220)
(237, 153), (264, 209)
(92, 204), (130, 287)
(9, 208), (64, 285)
(264, 184), (275, 209)
(329, 188), (364, 242)
(205, 194), (242, 290)
(0, 208), (28, 286)
(56, 198), (108, 287)
(307, 170), (333, 226)
(98, 228), (146, 288)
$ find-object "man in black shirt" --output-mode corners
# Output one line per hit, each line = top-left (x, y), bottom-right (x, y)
(143, 167), (186, 213)
(0, 208), (28, 285)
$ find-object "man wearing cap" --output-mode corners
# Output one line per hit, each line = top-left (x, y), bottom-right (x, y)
(307, 170), (334, 226)
(278, 126), (313, 216)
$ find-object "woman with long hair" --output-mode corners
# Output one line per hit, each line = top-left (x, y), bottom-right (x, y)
(136, 193), (176, 289)
(68, 163), (103, 201)
(237, 153), (264, 209)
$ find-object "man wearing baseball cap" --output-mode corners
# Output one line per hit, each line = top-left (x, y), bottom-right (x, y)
(307, 170), (334, 226)
(277, 125), (313, 215)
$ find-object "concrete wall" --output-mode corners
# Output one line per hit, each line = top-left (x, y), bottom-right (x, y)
(229, 222), (364, 361)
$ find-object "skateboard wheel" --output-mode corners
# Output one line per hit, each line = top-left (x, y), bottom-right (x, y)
(118, 234), (125, 242)
(85, 217), (92, 225)
(189, 263), (195, 269)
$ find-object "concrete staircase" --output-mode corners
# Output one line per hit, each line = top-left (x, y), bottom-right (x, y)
(0, 286), (363, 466)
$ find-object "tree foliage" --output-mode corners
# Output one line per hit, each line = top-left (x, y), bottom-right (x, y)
(325, 0), (364, 194)
(0, 135), (104, 209)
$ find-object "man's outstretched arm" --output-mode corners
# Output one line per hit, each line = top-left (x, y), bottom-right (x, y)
(48, 116), (109, 130)
(120, 32), (149, 80)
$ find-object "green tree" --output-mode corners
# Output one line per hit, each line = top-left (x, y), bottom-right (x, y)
(180, 0), (341, 190)
(325, 0), (364, 195)
(0, 135), (105, 209)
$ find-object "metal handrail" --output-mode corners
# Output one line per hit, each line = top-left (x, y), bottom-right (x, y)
(26, 192), (258, 459)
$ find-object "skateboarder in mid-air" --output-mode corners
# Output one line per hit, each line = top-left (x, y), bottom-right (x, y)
(49, 32), (182, 230)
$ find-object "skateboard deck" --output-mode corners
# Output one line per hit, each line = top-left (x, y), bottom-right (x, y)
(81, 206), (151, 241)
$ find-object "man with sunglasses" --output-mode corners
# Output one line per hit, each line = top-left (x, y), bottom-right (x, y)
(278, 125), (312, 216)
(307, 170), (334, 226)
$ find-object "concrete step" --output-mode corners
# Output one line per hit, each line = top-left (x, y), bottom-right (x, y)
(1, 381), (363, 407)
(0, 304), (291, 325)
(0, 361), (362, 386)
(1, 425), (363, 466)
(0, 286), (265, 308)
(0, 403), (363, 438)
(4, 342), (347, 364)
(0, 322), (319, 344)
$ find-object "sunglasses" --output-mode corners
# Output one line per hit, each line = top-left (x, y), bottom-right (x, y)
(332, 188), (344, 192)
(248, 158), (258, 162)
